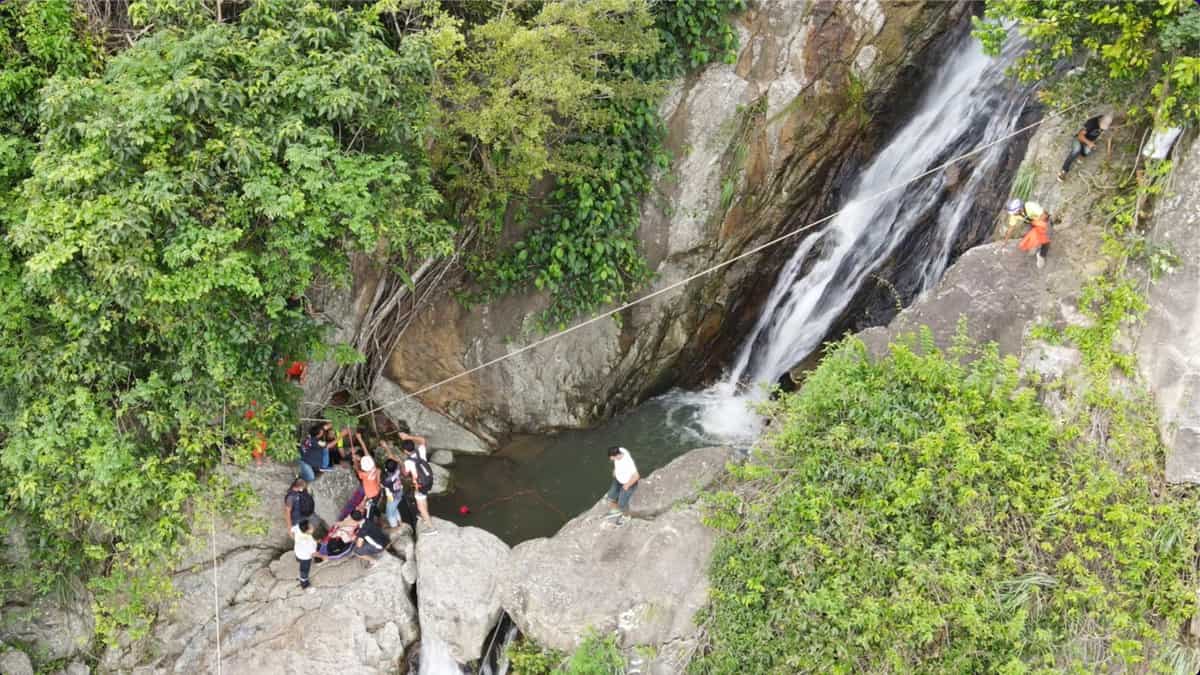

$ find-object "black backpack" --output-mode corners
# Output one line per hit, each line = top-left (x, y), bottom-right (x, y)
(285, 490), (315, 519)
(410, 456), (434, 492)
(383, 468), (404, 499)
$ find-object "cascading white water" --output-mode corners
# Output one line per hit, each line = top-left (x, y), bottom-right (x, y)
(417, 635), (462, 675)
(663, 32), (1029, 442)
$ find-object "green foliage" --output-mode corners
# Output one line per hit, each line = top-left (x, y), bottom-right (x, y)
(468, 0), (746, 329)
(974, 1), (1200, 124)
(435, 0), (662, 222)
(508, 637), (561, 675)
(561, 631), (626, 674)
(0, 0), (450, 640)
(1010, 165), (1036, 202)
(695, 332), (1200, 673)
(506, 632), (624, 675)
(0, 0), (98, 208)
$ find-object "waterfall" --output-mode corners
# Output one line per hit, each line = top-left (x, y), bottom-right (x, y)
(663, 31), (1029, 442)
(417, 635), (463, 675)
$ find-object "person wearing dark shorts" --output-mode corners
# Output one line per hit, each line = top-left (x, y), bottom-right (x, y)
(605, 446), (640, 524)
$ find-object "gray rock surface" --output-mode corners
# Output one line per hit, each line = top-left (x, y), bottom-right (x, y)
(0, 593), (94, 663)
(415, 520), (510, 663)
(101, 461), (416, 673)
(56, 660), (89, 675)
(1139, 135), (1200, 483)
(0, 649), (34, 675)
(499, 447), (734, 654)
(430, 449), (454, 466)
(371, 376), (492, 454)
(626, 446), (734, 518)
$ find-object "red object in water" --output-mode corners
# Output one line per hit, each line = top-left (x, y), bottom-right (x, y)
(459, 505), (471, 515)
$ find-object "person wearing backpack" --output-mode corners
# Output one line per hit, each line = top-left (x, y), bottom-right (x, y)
(284, 478), (316, 536)
(380, 454), (408, 528)
(403, 440), (437, 534)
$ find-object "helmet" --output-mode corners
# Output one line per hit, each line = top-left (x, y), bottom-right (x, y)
(1024, 202), (1045, 218)
(1006, 198), (1023, 214)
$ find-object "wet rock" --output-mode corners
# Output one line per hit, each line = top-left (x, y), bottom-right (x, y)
(1138, 136), (1200, 483)
(416, 520), (510, 663)
(0, 649), (34, 675)
(499, 447), (731, 654)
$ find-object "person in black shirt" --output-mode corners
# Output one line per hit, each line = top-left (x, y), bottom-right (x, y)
(353, 511), (390, 568)
(1058, 113), (1112, 180)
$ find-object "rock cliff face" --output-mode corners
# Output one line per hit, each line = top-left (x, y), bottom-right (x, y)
(365, 0), (975, 440)
(1138, 134), (1200, 483)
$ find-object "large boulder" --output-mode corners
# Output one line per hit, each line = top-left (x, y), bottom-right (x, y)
(1139, 135), (1200, 483)
(499, 447), (735, 658)
(415, 520), (510, 663)
(0, 649), (34, 675)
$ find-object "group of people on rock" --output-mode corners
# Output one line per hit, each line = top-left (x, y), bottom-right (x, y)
(285, 421), (439, 591)
(1005, 111), (1113, 268)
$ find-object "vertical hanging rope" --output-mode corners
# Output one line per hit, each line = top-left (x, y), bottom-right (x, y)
(210, 400), (225, 675)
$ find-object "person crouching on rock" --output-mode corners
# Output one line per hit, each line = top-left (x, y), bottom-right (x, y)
(1015, 201), (1052, 269)
(353, 511), (390, 569)
(605, 446), (640, 524)
(1058, 113), (1112, 181)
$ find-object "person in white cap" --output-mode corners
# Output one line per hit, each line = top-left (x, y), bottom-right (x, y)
(355, 453), (382, 521)
(605, 446), (640, 523)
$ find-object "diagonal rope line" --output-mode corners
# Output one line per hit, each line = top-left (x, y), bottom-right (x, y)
(302, 100), (1082, 424)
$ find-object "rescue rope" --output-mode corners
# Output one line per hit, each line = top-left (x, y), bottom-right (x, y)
(211, 401), (225, 675)
(301, 100), (1085, 424)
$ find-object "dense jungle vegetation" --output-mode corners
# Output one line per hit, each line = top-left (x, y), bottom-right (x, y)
(699, 1), (1200, 672)
(0, 0), (743, 643)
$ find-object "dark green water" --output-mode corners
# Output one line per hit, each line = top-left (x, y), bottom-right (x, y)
(429, 396), (721, 545)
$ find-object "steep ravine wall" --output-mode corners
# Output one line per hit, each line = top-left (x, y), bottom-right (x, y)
(366, 0), (977, 441)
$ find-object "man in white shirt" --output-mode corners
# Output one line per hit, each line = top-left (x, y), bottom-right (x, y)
(605, 446), (640, 521)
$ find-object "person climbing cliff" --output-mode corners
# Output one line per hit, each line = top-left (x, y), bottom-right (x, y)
(1058, 113), (1112, 181)
(1011, 199), (1052, 268)
(605, 446), (640, 524)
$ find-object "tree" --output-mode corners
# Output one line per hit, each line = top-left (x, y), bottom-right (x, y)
(974, 0), (1200, 124)
(0, 0), (98, 214)
(0, 0), (450, 639)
